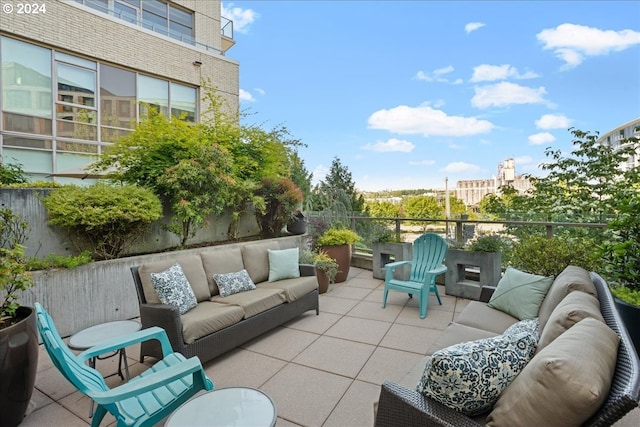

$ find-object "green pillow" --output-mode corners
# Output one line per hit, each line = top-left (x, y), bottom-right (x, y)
(268, 248), (301, 282)
(488, 267), (553, 320)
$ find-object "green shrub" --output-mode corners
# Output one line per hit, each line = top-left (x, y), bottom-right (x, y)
(0, 160), (27, 185)
(254, 177), (303, 238)
(26, 251), (93, 271)
(316, 228), (360, 246)
(510, 235), (599, 277)
(42, 184), (162, 260)
(0, 208), (32, 325)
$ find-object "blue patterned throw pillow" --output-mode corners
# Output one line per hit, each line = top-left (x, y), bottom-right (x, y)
(417, 325), (538, 415)
(213, 269), (256, 297)
(150, 263), (197, 315)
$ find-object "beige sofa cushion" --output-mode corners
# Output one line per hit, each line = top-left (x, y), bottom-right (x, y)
(138, 255), (210, 303)
(241, 241), (281, 284)
(426, 322), (499, 355)
(537, 265), (597, 332)
(486, 318), (619, 427)
(454, 301), (519, 335)
(211, 287), (286, 318)
(200, 248), (245, 296)
(537, 290), (604, 352)
(180, 301), (245, 344)
(259, 275), (318, 302)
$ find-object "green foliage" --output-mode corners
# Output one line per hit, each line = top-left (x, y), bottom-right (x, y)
(367, 200), (401, 218)
(446, 196), (467, 217)
(309, 157), (365, 214)
(0, 209), (32, 326)
(509, 235), (599, 277)
(373, 228), (403, 243)
(254, 177), (303, 238)
(26, 251), (93, 271)
(404, 196), (443, 224)
(5, 181), (63, 189)
(468, 233), (513, 254)
(42, 184), (162, 260)
(300, 249), (339, 283)
(610, 286), (640, 307)
(0, 159), (28, 185)
(316, 228), (360, 246)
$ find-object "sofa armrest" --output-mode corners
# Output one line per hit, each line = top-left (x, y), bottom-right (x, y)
(138, 303), (186, 355)
(299, 263), (316, 277)
(479, 285), (497, 303)
(376, 382), (484, 427)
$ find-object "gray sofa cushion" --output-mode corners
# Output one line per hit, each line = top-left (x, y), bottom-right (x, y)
(181, 301), (245, 344)
(258, 275), (318, 302)
(211, 287), (286, 318)
(200, 248), (245, 296)
(241, 241), (281, 284)
(138, 255), (211, 303)
(426, 322), (499, 356)
(454, 301), (519, 335)
(537, 265), (597, 332)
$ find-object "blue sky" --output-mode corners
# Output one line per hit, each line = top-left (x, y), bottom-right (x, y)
(222, 1), (640, 192)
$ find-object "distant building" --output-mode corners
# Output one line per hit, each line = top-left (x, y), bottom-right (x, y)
(455, 158), (532, 207)
(1, 0), (238, 181)
(597, 117), (640, 172)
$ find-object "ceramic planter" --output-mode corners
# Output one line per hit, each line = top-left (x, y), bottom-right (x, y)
(320, 244), (351, 283)
(614, 297), (639, 354)
(0, 306), (39, 427)
(316, 268), (330, 294)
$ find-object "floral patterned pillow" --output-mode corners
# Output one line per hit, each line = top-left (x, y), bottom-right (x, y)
(150, 263), (197, 315)
(416, 324), (538, 415)
(213, 269), (256, 297)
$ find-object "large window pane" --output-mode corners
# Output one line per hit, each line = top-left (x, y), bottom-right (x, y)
(139, 75), (168, 116)
(114, 1), (137, 24)
(100, 64), (136, 128)
(142, 0), (167, 17)
(142, 10), (168, 35)
(1, 37), (52, 134)
(170, 83), (196, 122)
(2, 135), (52, 150)
(57, 63), (96, 107)
(170, 6), (192, 27)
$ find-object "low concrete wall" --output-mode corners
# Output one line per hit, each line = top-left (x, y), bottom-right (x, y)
(19, 235), (308, 338)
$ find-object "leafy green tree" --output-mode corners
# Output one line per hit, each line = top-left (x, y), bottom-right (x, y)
(444, 196), (467, 218)
(254, 177), (303, 238)
(404, 196), (443, 222)
(367, 201), (401, 218)
(289, 152), (312, 205)
(309, 157), (365, 214)
(479, 193), (506, 218)
(0, 159), (27, 185)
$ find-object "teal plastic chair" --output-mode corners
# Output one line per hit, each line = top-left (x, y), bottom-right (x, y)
(35, 303), (214, 427)
(381, 233), (448, 318)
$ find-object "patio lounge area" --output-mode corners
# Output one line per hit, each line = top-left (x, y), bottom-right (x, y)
(23, 267), (640, 427)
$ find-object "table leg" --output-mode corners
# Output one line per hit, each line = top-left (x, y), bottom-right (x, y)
(118, 349), (132, 381)
(88, 357), (96, 418)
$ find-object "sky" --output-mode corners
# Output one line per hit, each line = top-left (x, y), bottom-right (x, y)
(222, 1), (640, 192)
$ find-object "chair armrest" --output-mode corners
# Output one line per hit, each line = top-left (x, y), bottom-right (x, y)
(138, 303), (185, 354)
(78, 327), (173, 362)
(89, 357), (211, 404)
(376, 382), (484, 427)
(299, 263), (316, 277)
(479, 286), (497, 303)
(384, 260), (412, 269)
(427, 265), (447, 276)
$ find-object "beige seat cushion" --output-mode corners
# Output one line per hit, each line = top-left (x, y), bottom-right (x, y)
(399, 355), (431, 388)
(241, 241), (281, 284)
(211, 287), (286, 318)
(486, 318), (619, 427)
(537, 290), (604, 352)
(426, 322), (499, 355)
(454, 301), (518, 335)
(180, 301), (245, 344)
(138, 255), (210, 303)
(258, 275), (318, 302)
(200, 248), (245, 296)
(537, 265), (597, 331)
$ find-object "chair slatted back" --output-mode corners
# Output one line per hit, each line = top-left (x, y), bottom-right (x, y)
(35, 303), (109, 397)
(409, 233), (448, 283)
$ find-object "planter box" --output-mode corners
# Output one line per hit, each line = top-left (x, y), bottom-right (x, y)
(444, 249), (502, 300)
(372, 242), (413, 281)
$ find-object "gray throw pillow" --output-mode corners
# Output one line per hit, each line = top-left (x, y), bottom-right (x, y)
(488, 267), (553, 320)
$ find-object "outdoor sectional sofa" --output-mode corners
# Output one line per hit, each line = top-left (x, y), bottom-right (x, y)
(375, 265), (640, 427)
(130, 239), (319, 364)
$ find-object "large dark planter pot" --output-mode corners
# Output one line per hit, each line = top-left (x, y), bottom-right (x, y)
(614, 298), (640, 354)
(0, 306), (39, 427)
(286, 215), (307, 235)
(320, 244), (351, 283)
(316, 269), (330, 294)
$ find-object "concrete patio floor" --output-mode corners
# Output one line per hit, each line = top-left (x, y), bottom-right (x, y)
(22, 267), (640, 426)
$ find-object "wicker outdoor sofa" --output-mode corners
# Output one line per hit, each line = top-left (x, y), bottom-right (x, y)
(375, 267), (640, 427)
(130, 239), (319, 364)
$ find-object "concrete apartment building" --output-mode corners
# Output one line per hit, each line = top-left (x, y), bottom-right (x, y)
(455, 158), (532, 207)
(598, 117), (640, 172)
(0, 0), (238, 181)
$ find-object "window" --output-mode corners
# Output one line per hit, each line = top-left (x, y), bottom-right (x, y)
(170, 83), (196, 122)
(100, 64), (136, 129)
(139, 74), (169, 117)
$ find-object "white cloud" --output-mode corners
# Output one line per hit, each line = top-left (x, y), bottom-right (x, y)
(312, 164), (328, 185)
(239, 89), (255, 102)
(415, 66), (456, 83)
(528, 132), (556, 145)
(471, 82), (548, 108)
(409, 160), (436, 166)
(254, 88), (266, 96)
(449, 143), (463, 150)
(368, 104), (494, 137)
(537, 23), (640, 69)
(362, 138), (415, 152)
(221, 2), (257, 34)
(465, 22), (485, 34)
(441, 162), (481, 173)
(535, 114), (571, 129)
(470, 64), (539, 82)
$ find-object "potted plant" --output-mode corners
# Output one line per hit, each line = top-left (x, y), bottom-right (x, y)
(0, 208), (38, 427)
(316, 228), (360, 283)
(254, 177), (303, 238)
(599, 191), (640, 352)
(287, 209), (307, 235)
(300, 249), (339, 294)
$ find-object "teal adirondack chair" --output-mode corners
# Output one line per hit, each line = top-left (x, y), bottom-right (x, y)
(381, 233), (448, 318)
(35, 303), (214, 427)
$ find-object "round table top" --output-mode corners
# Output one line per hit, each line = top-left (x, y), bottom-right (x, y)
(68, 320), (141, 350)
(166, 387), (277, 427)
